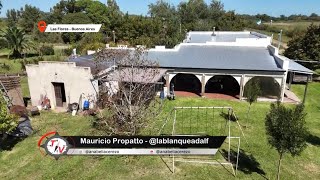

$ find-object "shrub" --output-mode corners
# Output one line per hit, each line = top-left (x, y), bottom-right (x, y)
(0, 96), (18, 141)
(0, 63), (11, 71)
(50, 55), (66, 62)
(63, 48), (73, 56)
(39, 45), (54, 56)
(20, 57), (43, 71)
(0, 38), (7, 49)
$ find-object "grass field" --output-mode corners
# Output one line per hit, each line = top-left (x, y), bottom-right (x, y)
(0, 48), (67, 97)
(249, 21), (320, 52)
(0, 82), (319, 179)
(266, 21), (320, 32)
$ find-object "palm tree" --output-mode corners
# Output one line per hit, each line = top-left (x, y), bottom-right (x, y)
(1, 26), (29, 58)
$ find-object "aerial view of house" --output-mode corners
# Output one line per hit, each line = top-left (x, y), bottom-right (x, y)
(0, 0), (319, 180)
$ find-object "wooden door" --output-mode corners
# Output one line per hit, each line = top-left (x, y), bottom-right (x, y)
(53, 83), (63, 107)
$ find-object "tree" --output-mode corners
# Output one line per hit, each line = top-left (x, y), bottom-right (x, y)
(19, 5), (42, 33)
(76, 0), (110, 31)
(106, 0), (122, 31)
(148, 0), (182, 47)
(148, 0), (176, 20)
(244, 80), (260, 122)
(265, 103), (308, 180)
(6, 9), (21, 27)
(1, 26), (30, 58)
(50, 0), (84, 23)
(178, 0), (209, 30)
(61, 12), (92, 43)
(0, 96), (18, 142)
(0, 1), (2, 14)
(209, 0), (225, 19)
(284, 24), (320, 62)
(95, 47), (162, 135)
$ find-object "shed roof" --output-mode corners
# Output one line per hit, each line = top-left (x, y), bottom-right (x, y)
(105, 68), (167, 83)
(288, 60), (313, 74)
(69, 54), (114, 75)
(147, 45), (283, 72)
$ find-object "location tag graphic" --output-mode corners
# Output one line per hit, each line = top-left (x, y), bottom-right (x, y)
(38, 21), (47, 33)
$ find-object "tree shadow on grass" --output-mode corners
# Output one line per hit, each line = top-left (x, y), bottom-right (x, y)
(0, 135), (24, 151)
(221, 149), (267, 179)
(220, 111), (237, 122)
(307, 133), (320, 146)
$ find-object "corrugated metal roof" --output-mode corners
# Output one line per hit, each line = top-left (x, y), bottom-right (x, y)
(148, 45), (283, 71)
(288, 60), (313, 74)
(106, 68), (167, 83)
(69, 55), (114, 75)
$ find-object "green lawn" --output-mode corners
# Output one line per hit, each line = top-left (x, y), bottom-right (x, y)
(266, 21), (320, 32)
(0, 48), (67, 98)
(248, 21), (320, 52)
(0, 83), (320, 179)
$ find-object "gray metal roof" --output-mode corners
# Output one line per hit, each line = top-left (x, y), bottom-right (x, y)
(288, 60), (313, 74)
(69, 54), (114, 74)
(187, 33), (261, 43)
(148, 45), (283, 71)
(106, 68), (167, 83)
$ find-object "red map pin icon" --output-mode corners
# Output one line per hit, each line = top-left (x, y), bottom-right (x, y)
(38, 21), (47, 33)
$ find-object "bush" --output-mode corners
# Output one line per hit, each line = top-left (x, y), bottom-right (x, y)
(0, 63), (11, 71)
(63, 48), (73, 56)
(39, 45), (54, 56)
(0, 96), (18, 138)
(0, 38), (7, 49)
(49, 55), (66, 62)
(20, 57), (43, 71)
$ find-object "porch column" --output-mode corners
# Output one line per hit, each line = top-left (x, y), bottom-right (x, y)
(288, 72), (293, 90)
(165, 73), (170, 95)
(201, 74), (206, 97)
(239, 75), (245, 100)
(302, 75), (310, 104)
(280, 72), (288, 102)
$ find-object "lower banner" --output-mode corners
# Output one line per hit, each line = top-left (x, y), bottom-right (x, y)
(67, 148), (218, 155)
(38, 132), (227, 160)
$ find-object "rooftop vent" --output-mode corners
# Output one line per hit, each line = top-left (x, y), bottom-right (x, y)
(212, 27), (216, 36)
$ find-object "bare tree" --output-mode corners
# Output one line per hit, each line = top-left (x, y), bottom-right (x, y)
(95, 47), (163, 135)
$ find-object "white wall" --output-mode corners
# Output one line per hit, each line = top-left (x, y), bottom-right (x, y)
(26, 61), (98, 109)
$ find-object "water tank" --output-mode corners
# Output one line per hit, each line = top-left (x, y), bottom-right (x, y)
(83, 100), (90, 110)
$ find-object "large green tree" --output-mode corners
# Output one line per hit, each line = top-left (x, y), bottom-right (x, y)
(6, 9), (21, 27)
(76, 0), (110, 32)
(209, 0), (225, 19)
(178, 0), (209, 30)
(265, 103), (308, 180)
(50, 0), (84, 23)
(284, 24), (320, 61)
(148, 0), (182, 47)
(61, 12), (92, 43)
(19, 5), (42, 33)
(1, 26), (30, 58)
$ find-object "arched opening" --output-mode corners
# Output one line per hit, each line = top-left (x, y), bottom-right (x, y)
(244, 76), (281, 99)
(170, 73), (201, 96)
(205, 75), (240, 98)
